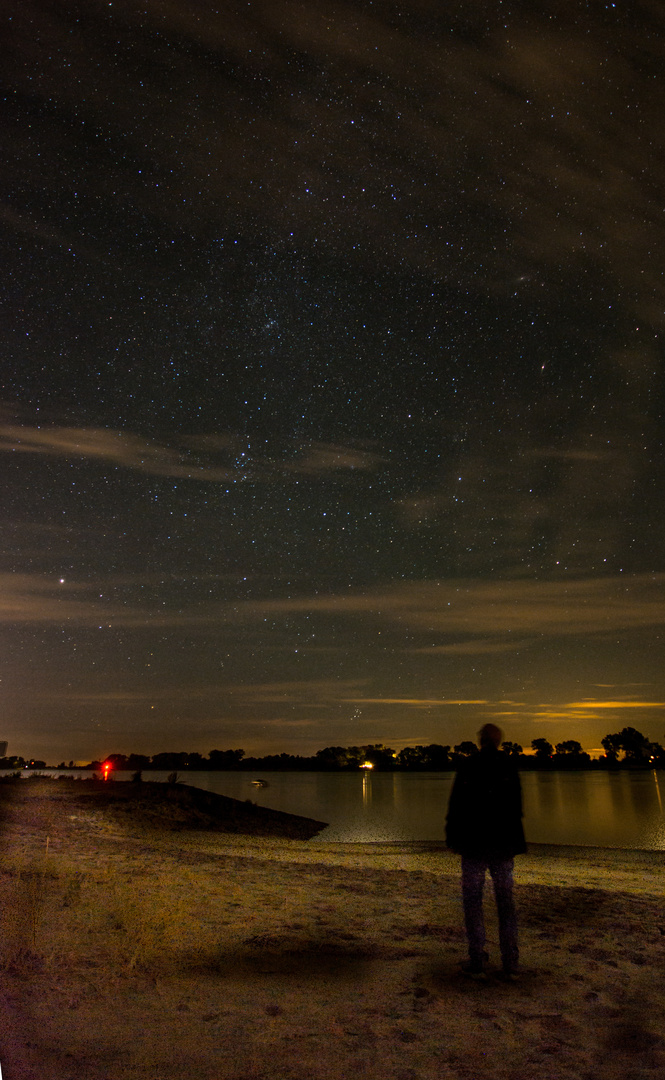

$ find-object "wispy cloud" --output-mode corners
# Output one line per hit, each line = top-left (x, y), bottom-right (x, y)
(227, 679), (368, 706)
(3, 571), (665, 647)
(408, 638), (531, 656)
(393, 414), (653, 577)
(0, 423), (382, 482)
(280, 442), (386, 475)
(238, 573), (665, 641)
(487, 699), (665, 728)
(564, 700), (665, 710)
(0, 573), (228, 627)
(340, 697), (489, 707)
(0, 424), (226, 479)
(17, 0), (663, 325)
(30, 685), (230, 704)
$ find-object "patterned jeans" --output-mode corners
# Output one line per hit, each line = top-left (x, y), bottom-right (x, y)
(461, 855), (518, 972)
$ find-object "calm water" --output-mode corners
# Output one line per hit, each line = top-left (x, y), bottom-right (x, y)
(8, 768), (665, 849)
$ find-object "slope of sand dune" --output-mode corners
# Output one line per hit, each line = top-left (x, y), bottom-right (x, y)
(1, 777), (665, 1080)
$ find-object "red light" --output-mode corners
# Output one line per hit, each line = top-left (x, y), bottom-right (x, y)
(102, 762), (111, 780)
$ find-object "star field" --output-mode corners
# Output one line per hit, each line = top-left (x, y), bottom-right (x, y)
(1, 0), (664, 762)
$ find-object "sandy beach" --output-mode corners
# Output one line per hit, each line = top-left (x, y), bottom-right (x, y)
(1, 779), (665, 1080)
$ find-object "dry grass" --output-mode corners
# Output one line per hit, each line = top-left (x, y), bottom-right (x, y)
(2, 778), (665, 1080)
(0, 850), (212, 979)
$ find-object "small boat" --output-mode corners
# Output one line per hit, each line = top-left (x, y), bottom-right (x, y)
(251, 778), (269, 788)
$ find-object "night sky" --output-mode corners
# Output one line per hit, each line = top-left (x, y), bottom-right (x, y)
(2, 0), (665, 763)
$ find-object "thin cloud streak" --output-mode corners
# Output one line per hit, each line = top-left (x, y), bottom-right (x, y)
(340, 698), (489, 707)
(0, 573), (221, 627)
(3, 572), (665, 646)
(488, 700), (665, 728)
(228, 679), (367, 706)
(30, 685), (233, 704)
(0, 423), (382, 482)
(238, 574), (665, 640)
(564, 700), (665, 710)
(408, 639), (531, 656)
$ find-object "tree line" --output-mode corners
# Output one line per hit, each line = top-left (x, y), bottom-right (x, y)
(2, 727), (663, 773)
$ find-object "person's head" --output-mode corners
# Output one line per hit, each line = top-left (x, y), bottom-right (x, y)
(478, 723), (502, 749)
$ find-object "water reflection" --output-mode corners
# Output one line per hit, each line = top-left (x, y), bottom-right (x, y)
(523, 770), (665, 849)
(5, 768), (665, 847)
(362, 770), (372, 807)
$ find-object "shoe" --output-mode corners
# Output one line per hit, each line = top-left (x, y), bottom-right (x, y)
(460, 960), (488, 981)
(497, 968), (520, 982)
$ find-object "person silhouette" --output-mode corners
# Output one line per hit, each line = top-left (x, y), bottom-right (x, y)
(445, 723), (526, 979)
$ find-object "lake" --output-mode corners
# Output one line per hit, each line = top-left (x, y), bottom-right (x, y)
(7, 768), (665, 849)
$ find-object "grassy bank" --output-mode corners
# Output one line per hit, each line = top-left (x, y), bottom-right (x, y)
(1, 777), (664, 1079)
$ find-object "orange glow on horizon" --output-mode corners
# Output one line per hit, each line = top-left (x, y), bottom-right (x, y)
(565, 700), (665, 709)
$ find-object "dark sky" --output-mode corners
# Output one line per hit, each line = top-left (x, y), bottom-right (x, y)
(2, 0), (665, 762)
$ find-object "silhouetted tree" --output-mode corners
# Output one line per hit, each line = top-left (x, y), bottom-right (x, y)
(126, 753), (151, 771)
(315, 745), (363, 769)
(150, 752), (190, 770)
(395, 745), (425, 769)
(502, 741), (523, 757)
(454, 741), (478, 757)
(316, 746), (344, 768)
(555, 740), (583, 755)
(424, 743), (452, 768)
(106, 753), (129, 770)
(395, 744), (452, 769)
(208, 749), (245, 769)
(600, 732), (622, 761)
(242, 752), (305, 770)
(553, 740), (590, 769)
(531, 738), (554, 759)
(601, 727), (651, 764)
(619, 727), (651, 762)
(360, 744), (396, 769)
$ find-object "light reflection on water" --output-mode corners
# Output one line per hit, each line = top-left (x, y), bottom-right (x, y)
(362, 770), (371, 808)
(5, 768), (665, 848)
(523, 769), (665, 850)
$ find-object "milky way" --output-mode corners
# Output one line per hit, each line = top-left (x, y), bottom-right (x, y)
(2, 0), (664, 761)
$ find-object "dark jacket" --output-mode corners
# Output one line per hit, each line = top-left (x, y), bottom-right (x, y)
(445, 747), (526, 859)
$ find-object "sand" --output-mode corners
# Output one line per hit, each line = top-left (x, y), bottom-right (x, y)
(1, 778), (665, 1080)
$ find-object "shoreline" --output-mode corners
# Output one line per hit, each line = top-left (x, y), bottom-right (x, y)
(5, 770), (664, 854)
(103, 832), (665, 906)
(5, 774), (663, 892)
(2, 781), (665, 1079)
